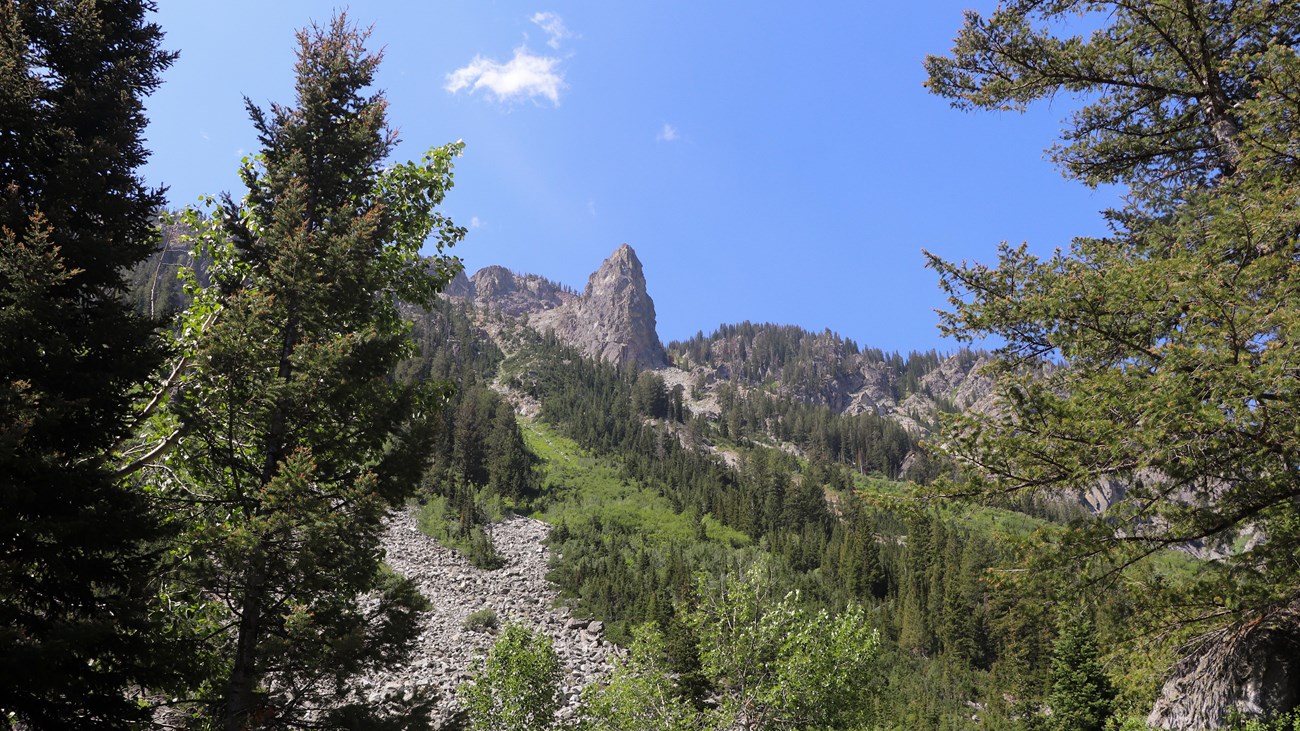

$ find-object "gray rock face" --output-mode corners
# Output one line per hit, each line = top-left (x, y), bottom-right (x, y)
(535, 244), (667, 369)
(441, 269), (474, 299)
(1148, 611), (1300, 730)
(453, 266), (576, 318)
(460, 245), (667, 369)
(353, 509), (619, 728)
(664, 322), (994, 436)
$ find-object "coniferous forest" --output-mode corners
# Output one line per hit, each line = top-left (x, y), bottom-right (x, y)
(4, 2), (1300, 730)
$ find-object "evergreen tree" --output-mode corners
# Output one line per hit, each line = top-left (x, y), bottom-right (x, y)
(632, 370), (669, 419)
(1046, 612), (1115, 731)
(487, 399), (536, 500)
(925, 0), (1300, 668)
(924, 0), (1298, 207)
(0, 2), (184, 727)
(159, 16), (463, 729)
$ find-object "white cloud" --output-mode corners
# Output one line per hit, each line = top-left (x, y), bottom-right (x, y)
(469, 216), (483, 229)
(530, 12), (571, 50)
(445, 47), (564, 105)
(657, 123), (679, 142)
(587, 199), (597, 217)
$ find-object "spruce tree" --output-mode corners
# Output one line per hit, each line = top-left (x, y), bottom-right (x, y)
(1046, 612), (1115, 731)
(487, 399), (536, 500)
(158, 15), (463, 729)
(0, 2), (182, 727)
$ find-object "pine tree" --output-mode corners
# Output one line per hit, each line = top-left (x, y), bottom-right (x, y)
(487, 399), (536, 500)
(158, 15), (463, 729)
(0, 2), (184, 727)
(1046, 612), (1115, 731)
(925, 0), (1300, 680)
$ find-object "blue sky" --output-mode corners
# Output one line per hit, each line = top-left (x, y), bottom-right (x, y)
(141, 2), (1122, 354)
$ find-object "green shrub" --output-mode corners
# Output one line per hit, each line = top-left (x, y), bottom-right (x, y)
(460, 624), (562, 731)
(464, 608), (499, 632)
(416, 495), (505, 569)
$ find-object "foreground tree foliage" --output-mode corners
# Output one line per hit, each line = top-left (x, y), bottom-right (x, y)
(925, 0), (1300, 717)
(0, 2), (188, 727)
(579, 624), (709, 731)
(684, 560), (881, 731)
(152, 16), (463, 729)
(460, 624), (563, 731)
(923, 0), (1300, 207)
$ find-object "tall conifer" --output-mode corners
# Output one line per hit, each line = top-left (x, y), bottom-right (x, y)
(0, 2), (179, 727)
(159, 15), (464, 729)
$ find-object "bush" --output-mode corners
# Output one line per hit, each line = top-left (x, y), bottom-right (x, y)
(460, 624), (562, 731)
(464, 608), (499, 632)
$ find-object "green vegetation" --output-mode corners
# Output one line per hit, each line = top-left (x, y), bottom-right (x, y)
(152, 16), (463, 729)
(685, 560), (881, 730)
(460, 624), (563, 731)
(417, 494), (504, 569)
(505, 330), (1131, 727)
(1045, 610), (1116, 731)
(463, 608), (500, 633)
(924, 3), (1300, 712)
(6, 0), (1297, 728)
(0, 3), (188, 727)
(579, 624), (709, 731)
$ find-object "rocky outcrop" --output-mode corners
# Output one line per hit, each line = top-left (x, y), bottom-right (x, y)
(530, 244), (667, 369)
(1148, 609), (1300, 730)
(457, 245), (667, 370)
(663, 322), (995, 435)
(446, 266), (576, 318)
(355, 509), (618, 728)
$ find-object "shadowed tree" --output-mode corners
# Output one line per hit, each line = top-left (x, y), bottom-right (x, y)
(0, 2), (187, 727)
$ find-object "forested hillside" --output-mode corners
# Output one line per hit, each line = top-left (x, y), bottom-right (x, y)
(5, 1), (1300, 730)
(384, 292), (1183, 730)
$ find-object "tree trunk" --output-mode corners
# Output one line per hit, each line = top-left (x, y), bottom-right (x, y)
(223, 544), (270, 730)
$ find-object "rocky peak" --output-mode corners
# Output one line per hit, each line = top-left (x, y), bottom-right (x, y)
(584, 244), (640, 297)
(471, 265), (517, 300)
(461, 266), (573, 319)
(518, 244), (666, 370)
(442, 268), (474, 299)
(446, 245), (666, 370)
(573, 244), (666, 369)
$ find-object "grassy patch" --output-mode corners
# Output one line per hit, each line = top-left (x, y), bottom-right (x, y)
(416, 495), (504, 570)
(521, 419), (742, 546)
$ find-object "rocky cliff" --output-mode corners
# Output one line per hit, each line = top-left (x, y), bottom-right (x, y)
(665, 322), (994, 436)
(451, 244), (667, 370)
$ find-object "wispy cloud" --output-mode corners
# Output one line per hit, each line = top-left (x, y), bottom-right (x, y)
(587, 199), (597, 217)
(469, 216), (483, 229)
(446, 12), (573, 105)
(445, 47), (565, 105)
(657, 123), (679, 142)
(531, 12), (571, 50)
